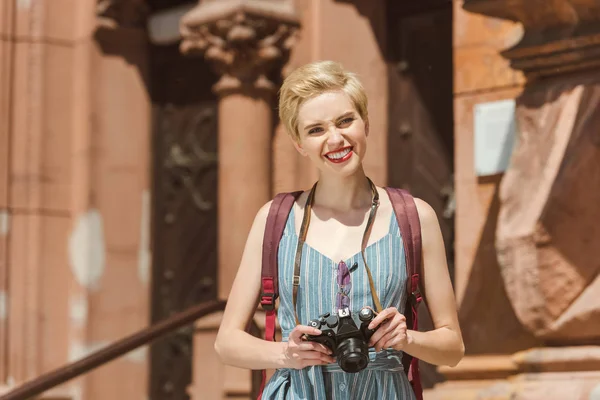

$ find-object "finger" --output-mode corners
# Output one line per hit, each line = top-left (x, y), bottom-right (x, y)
(370, 313), (407, 346)
(298, 350), (327, 360)
(301, 358), (334, 368)
(379, 338), (395, 351)
(368, 320), (390, 346)
(379, 324), (407, 351)
(368, 307), (398, 330)
(369, 318), (398, 346)
(381, 315), (401, 335)
(290, 325), (321, 341)
(297, 342), (332, 354)
(383, 333), (406, 351)
(373, 312), (405, 338)
(375, 330), (397, 352)
(299, 350), (336, 363)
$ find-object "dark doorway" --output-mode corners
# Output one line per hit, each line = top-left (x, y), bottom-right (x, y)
(149, 39), (220, 400)
(387, 0), (455, 389)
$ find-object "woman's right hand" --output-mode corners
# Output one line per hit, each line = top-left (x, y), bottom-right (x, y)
(281, 325), (335, 369)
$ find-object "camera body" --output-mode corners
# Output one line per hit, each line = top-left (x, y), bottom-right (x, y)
(305, 307), (377, 373)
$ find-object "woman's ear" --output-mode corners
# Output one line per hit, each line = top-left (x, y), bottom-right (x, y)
(292, 138), (308, 157)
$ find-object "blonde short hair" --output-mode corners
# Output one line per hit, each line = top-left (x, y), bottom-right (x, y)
(278, 61), (369, 142)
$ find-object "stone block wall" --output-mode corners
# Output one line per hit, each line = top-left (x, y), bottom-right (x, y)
(0, 1), (151, 399)
(452, 0), (537, 356)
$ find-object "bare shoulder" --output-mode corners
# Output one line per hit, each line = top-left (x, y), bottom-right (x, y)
(251, 191), (304, 236)
(412, 197), (443, 248)
(378, 187), (438, 225)
(250, 200), (274, 239)
(256, 199), (273, 220)
(413, 197), (438, 224)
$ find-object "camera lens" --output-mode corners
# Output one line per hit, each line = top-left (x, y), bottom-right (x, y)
(336, 338), (369, 373)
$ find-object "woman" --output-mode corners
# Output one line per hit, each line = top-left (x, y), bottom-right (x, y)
(215, 60), (464, 399)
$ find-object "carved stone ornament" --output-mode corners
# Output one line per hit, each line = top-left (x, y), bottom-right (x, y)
(463, 0), (600, 79)
(495, 75), (600, 343)
(96, 0), (149, 30)
(180, 0), (299, 95)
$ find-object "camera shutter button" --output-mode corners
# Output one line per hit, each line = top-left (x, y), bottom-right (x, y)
(359, 308), (374, 322)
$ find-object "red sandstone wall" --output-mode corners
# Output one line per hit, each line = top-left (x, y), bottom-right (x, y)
(0, 1), (151, 399)
(0, 0), (12, 384)
(452, 0), (537, 357)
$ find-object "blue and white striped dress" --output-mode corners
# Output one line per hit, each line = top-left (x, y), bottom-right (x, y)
(261, 206), (416, 400)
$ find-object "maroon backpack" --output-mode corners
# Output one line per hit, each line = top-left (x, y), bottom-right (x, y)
(257, 187), (423, 400)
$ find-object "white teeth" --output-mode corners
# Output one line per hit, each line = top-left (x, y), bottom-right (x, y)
(326, 148), (351, 160)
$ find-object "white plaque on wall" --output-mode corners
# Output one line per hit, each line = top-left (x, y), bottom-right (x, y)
(474, 99), (517, 177)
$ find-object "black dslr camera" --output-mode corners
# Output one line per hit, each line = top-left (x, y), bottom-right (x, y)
(305, 307), (377, 373)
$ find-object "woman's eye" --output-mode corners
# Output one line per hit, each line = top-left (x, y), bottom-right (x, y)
(308, 127), (323, 134)
(339, 117), (354, 125)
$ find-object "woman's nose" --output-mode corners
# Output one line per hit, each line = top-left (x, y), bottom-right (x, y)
(327, 128), (344, 146)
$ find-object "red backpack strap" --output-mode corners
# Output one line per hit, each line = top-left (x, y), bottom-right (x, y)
(384, 187), (424, 400)
(257, 191), (301, 399)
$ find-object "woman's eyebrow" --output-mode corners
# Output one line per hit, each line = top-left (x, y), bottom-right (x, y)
(303, 111), (355, 131)
(336, 111), (355, 120)
(303, 122), (322, 131)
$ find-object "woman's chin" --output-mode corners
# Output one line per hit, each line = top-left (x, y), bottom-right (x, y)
(319, 159), (363, 178)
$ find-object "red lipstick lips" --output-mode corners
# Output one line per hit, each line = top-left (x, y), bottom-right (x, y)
(324, 146), (353, 164)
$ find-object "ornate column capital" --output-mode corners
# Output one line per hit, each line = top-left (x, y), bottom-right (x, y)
(180, 0), (299, 96)
(463, 0), (600, 79)
(96, 0), (149, 30)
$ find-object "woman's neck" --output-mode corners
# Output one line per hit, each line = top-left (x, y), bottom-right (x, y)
(313, 169), (373, 213)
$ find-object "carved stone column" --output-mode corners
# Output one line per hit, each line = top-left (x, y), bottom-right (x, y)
(431, 1), (600, 399)
(181, 2), (298, 398)
(180, 0), (299, 299)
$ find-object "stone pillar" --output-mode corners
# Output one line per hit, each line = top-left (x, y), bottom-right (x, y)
(432, 1), (600, 399)
(180, 0), (299, 299)
(0, 0), (151, 398)
(79, 2), (152, 400)
(1, 2), (97, 398)
(180, 2), (298, 398)
(0, 0), (14, 384)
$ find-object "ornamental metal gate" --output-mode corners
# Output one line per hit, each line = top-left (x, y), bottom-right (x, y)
(149, 43), (219, 400)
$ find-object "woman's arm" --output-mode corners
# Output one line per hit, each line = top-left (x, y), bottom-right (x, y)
(368, 198), (464, 367)
(214, 201), (285, 369)
(402, 198), (464, 367)
(214, 201), (334, 370)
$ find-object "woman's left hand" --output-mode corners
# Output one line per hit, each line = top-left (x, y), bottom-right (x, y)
(367, 307), (411, 352)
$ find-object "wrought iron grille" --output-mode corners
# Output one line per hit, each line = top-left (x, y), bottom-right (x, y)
(150, 102), (218, 400)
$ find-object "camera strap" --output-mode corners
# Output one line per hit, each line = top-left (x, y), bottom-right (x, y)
(291, 177), (383, 325)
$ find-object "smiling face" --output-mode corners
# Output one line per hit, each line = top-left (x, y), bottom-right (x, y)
(294, 90), (369, 177)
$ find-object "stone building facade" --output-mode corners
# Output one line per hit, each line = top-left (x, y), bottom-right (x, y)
(0, 0), (598, 399)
